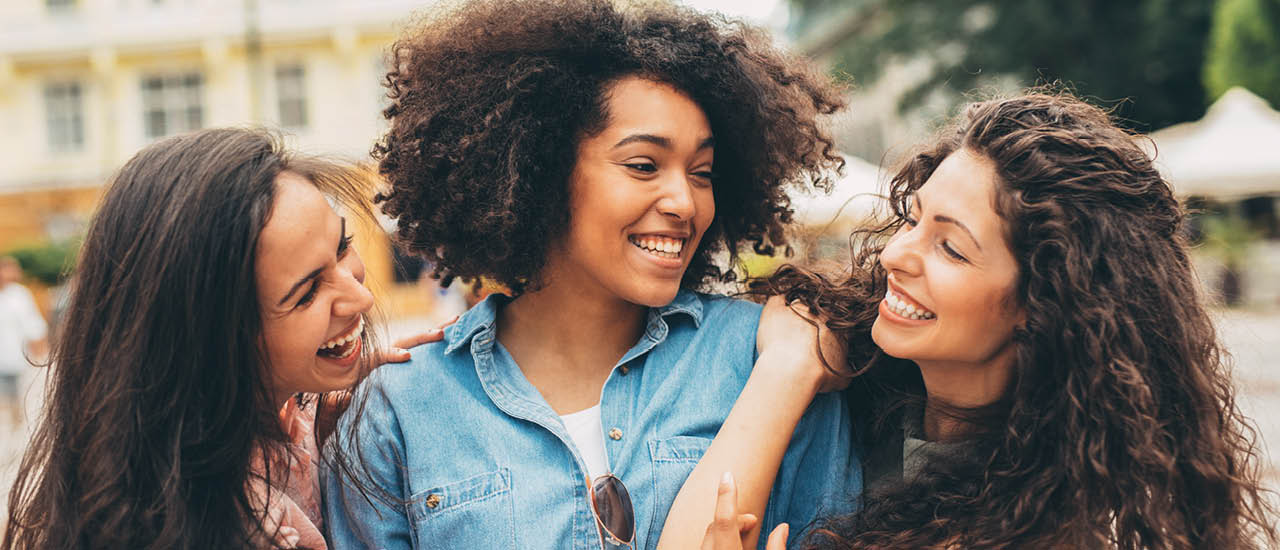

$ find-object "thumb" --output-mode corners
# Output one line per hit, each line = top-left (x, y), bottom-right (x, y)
(765, 523), (789, 550)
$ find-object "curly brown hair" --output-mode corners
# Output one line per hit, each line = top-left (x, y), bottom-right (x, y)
(764, 92), (1278, 549)
(373, 0), (846, 293)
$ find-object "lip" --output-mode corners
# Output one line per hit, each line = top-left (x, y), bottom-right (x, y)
(321, 337), (363, 368)
(880, 276), (936, 325)
(323, 317), (362, 344)
(629, 240), (686, 271)
(628, 229), (692, 239)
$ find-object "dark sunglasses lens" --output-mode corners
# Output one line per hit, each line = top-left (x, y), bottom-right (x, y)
(592, 476), (635, 543)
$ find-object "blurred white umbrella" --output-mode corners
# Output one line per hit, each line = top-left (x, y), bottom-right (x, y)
(1148, 87), (1280, 199)
(790, 154), (885, 229)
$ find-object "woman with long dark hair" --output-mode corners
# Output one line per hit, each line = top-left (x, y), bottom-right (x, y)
(688, 91), (1277, 549)
(2, 128), (436, 549)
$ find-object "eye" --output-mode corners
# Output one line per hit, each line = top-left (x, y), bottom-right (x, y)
(624, 161), (658, 174)
(940, 241), (968, 262)
(296, 280), (321, 307)
(690, 169), (715, 187)
(337, 233), (353, 258)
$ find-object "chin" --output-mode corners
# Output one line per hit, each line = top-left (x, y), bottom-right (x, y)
(623, 283), (682, 308)
(870, 318), (913, 360)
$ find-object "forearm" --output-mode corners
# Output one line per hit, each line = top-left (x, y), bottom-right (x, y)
(657, 350), (820, 550)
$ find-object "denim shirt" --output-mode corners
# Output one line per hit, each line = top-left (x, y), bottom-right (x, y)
(322, 290), (861, 550)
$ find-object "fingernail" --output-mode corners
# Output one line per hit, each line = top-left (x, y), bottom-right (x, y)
(720, 471), (733, 487)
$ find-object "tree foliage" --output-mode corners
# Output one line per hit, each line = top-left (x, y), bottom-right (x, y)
(1204, 0), (1280, 106)
(791, 0), (1215, 131)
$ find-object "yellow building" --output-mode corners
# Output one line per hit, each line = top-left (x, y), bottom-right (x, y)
(0, 0), (437, 318)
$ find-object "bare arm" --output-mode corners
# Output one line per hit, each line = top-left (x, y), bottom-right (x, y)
(658, 297), (848, 550)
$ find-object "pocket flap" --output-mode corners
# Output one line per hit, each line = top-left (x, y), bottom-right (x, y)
(410, 468), (512, 518)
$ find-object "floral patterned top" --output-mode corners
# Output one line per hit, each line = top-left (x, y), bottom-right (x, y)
(250, 397), (326, 549)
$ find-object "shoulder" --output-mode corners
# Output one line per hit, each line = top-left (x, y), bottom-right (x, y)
(686, 291), (762, 330)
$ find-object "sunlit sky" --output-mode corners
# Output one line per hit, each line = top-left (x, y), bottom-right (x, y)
(681, 0), (788, 27)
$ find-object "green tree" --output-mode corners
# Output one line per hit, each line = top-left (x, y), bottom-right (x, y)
(1204, 0), (1280, 106)
(792, 0), (1215, 131)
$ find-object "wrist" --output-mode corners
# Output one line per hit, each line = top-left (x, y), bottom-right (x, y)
(753, 348), (825, 397)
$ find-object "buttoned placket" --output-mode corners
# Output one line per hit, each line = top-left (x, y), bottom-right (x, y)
(463, 300), (688, 550)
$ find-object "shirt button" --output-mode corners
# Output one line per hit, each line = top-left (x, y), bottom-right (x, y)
(425, 493), (441, 508)
(619, 365), (630, 375)
(608, 428), (623, 441)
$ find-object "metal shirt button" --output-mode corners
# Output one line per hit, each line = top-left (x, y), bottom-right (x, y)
(425, 493), (441, 508)
(608, 427), (623, 440)
(619, 365), (630, 375)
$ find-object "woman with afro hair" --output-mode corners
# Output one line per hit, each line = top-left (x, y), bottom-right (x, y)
(322, 1), (858, 549)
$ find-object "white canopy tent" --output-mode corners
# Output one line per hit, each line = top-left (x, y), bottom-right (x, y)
(1148, 87), (1280, 200)
(789, 154), (886, 230)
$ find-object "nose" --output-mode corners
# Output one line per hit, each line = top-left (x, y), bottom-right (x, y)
(880, 223), (924, 278)
(655, 174), (697, 222)
(332, 250), (374, 318)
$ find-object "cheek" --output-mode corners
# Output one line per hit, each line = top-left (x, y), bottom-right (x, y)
(694, 188), (715, 234)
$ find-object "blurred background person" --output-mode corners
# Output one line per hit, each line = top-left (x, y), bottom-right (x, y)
(0, 257), (46, 428)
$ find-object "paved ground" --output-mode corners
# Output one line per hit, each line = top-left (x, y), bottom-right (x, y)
(2, 310), (1278, 530)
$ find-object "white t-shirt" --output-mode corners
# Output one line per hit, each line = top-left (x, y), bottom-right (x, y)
(0, 283), (47, 374)
(559, 403), (610, 480)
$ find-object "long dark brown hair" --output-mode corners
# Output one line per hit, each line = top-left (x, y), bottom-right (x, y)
(2, 128), (381, 549)
(769, 92), (1277, 549)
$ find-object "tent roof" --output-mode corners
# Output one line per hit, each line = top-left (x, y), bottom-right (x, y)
(1148, 87), (1280, 199)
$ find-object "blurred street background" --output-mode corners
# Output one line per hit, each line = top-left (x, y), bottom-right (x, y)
(2, 0), (1279, 530)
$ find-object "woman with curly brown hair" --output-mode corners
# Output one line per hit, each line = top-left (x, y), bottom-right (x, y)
(693, 91), (1278, 549)
(321, 1), (858, 549)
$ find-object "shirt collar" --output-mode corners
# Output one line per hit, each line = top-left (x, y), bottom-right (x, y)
(443, 288), (704, 355)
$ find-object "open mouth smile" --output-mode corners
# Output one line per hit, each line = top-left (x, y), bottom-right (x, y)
(628, 235), (686, 260)
(883, 288), (936, 321)
(317, 316), (364, 360)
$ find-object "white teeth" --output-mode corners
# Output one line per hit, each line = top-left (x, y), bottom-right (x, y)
(629, 235), (685, 258)
(884, 289), (935, 320)
(321, 317), (365, 351)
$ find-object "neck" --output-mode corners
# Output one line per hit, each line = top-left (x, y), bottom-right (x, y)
(499, 281), (647, 372)
(915, 352), (1014, 441)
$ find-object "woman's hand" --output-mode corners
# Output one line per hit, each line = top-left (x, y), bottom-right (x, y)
(755, 296), (851, 394)
(700, 472), (789, 550)
(315, 318), (455, 444)
(374, 316), (457, 365)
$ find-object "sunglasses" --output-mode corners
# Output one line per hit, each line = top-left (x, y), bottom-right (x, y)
(589, 473), (635, 549)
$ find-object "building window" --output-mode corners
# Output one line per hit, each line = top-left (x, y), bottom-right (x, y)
(275, 63), (308, 129)
(141, 72), (204, 139)
(44, 81), (85, 153)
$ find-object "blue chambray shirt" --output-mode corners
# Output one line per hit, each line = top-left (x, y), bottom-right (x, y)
(322, 290), (861, 550)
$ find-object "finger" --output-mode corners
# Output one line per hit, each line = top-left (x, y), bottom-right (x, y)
(701, 472), (742, 550)
(393, 328), (445, 350)
(765, 523), (789, 550)
(375, 348), (412, 365)
(737, 513), (758, 535)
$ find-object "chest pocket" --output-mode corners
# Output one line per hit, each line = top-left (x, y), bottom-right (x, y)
(646, 436), (712, 540)
(408, 468), (515, 549)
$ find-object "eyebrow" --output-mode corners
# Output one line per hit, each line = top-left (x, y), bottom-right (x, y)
(277, 217), (345, 306)
(612, 134), (715, 151)
(915, 195), (983, 252)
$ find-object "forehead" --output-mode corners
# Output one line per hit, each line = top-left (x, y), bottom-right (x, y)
(596, 77), (709, 139)
(256, 173), (337, 282)
(918, 149), (1004, 232)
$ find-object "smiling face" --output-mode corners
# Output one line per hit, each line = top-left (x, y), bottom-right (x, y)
(871, 149), (1023, 374)
(546, 76), (716, 308)
(256, 172), (375, 405)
